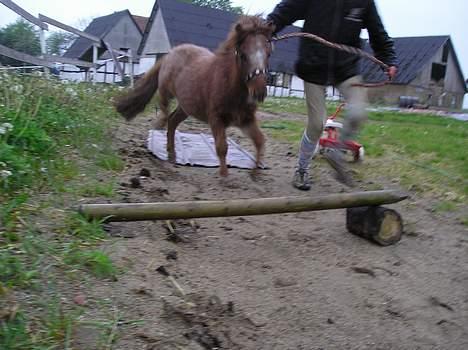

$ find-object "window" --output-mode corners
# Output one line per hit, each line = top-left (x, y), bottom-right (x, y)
(431, 63), (446, 82)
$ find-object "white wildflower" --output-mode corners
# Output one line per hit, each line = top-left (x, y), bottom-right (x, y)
(1, 122), (13, 131)
(65, 87), (78, 97)
(0, 126), (5, 135)
(0, 170), (12, 178)
(11, 85), (23, 94)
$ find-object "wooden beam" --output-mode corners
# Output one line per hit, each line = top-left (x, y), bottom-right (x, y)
(111, 48), (131, 57)
(103, 41), (125, 80)
(78, 190), (408, 222)
(43, 54), (96, 68)
(38, 13), (101, 46)
(0, 43), (54, 68)
(0, 0), (48, 30)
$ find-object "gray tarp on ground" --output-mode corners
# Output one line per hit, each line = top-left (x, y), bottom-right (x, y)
(147, 130), (265, 169)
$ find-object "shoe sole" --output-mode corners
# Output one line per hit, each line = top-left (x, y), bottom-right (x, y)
(293, 183), (311, 191)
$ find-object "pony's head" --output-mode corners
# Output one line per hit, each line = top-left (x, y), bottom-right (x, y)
(221, 16), (274, 102)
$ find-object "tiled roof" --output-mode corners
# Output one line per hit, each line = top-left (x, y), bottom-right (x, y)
(132, 15), (148, 33)
(361, 35), (450, 84)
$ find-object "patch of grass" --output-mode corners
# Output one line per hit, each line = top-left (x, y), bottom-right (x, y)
(261, 119), (304, 144)
(96, 152), (125, 171)
(261, 96), (341, 116)
(0, 299), (85, 349)
(434, 201), (457, 213)
(74, 180), (116, 198)
(262, 96), (308, 115)
(0, 312), (34, 350)
(39, 298), (79, 346)
(64, 247), (117, 279)
(460, 216), (468, 226)
(0, 73), (120, 194)
(0, 253), (38, 288)
(63, 213), (107, 242)
(0, 73), (124, 348)
(361, 111), (468, 198)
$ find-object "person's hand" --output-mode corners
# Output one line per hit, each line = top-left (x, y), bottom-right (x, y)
(386, 66), (398, 81)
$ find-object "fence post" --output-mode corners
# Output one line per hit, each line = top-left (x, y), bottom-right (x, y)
(128, 49), (134, 88)
(39, 28), (49, 76)
(92, 44), (98, 83)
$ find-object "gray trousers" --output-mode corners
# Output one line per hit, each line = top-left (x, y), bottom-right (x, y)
(297, 75), (368, 171)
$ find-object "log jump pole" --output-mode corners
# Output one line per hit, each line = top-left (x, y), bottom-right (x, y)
(78, 190), (408, 246)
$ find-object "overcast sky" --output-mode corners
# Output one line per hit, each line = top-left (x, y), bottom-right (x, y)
(1, 0), (467, 106)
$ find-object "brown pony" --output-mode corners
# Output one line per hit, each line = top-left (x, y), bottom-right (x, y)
(115, 15), (274, 176)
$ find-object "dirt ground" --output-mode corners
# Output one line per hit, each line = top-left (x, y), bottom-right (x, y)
(77, 112), (468, 350)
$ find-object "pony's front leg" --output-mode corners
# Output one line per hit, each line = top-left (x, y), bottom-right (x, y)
(242, 120), (265, 170)
(211, 122), (228, 177)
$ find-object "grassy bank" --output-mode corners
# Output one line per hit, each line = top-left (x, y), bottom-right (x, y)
(260, 97), (467, 220)
(0, 72), (125, 348)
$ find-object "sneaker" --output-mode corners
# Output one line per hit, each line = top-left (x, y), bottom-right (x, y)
(323, 149), (355, 187)
(292, 169), (311, 191)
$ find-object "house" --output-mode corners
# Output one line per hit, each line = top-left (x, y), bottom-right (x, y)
(137, 0), (304, 97)
(361, 36), (467, 109)
(62, 10), (147, 82)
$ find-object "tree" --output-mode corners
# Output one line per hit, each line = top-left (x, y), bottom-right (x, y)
(0, 19), (41, 66)
(184, 0), (243, 14)
(46, 31), (77, 55)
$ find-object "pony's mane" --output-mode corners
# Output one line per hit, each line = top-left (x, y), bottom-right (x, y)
(216, 15), (272, 55)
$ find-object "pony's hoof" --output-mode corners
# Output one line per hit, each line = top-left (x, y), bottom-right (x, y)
(219, 165), (229, 177)
(167, 152), (176, 163)
(250, 168), (262, 181)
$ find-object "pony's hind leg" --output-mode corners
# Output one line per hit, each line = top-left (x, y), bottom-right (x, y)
(242, 120), (266, 170)
(166, 107), (189, 163)
(153, 92), (171, 129)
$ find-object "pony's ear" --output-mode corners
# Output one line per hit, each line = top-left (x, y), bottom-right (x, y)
(267, 21), (276, 34)
(235, 23), (243, 35)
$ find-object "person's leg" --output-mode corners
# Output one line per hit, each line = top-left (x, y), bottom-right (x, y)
(337, 75), (368, 142)
(293, 81), (327, 190)
(323, 75), (368, 186)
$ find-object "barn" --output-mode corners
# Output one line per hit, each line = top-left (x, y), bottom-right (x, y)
(361, 36), (467, 109)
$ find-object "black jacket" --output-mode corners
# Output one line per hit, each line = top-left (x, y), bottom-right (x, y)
(267, 0), (398, 85)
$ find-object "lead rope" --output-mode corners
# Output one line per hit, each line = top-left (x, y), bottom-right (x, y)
(272, 32), (391, 87)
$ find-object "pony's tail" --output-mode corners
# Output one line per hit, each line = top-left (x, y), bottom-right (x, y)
(114, 59), (163, 120)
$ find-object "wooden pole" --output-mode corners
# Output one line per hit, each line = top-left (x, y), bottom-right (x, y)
(128, 49), (134, 88)
(39, 28), (49, 77)
(78, 190), (407, 222)
(92, 44), (98, 83)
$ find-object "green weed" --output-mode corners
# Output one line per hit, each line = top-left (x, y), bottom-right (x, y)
(64, 247), (117, 279)
(75, 181), (116, 198)
(0, 312), (34, 350)
(434, 201), (457, 213)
